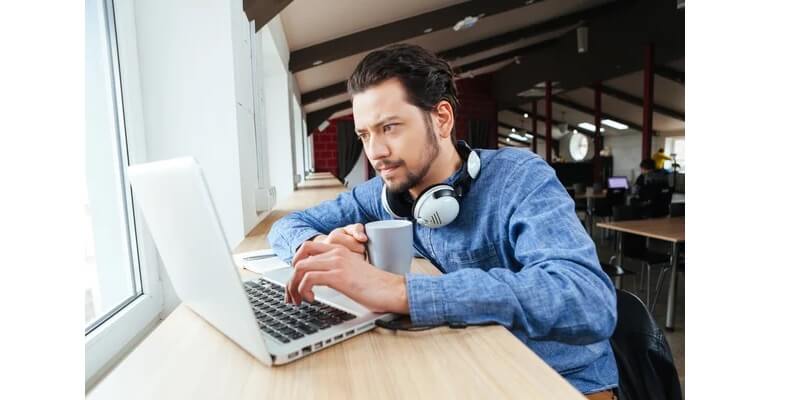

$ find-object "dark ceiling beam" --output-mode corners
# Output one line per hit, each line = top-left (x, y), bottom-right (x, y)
(453, 39), (559, 76)
(497, 121), (548, 142)
(497, 132), (532, 147)
(306, 100), (351, 135)
(550, 96), (644, 132)
(301, 39), (559, 106)
(289, 0), (542, 73)
(654, 65), (684, 85)
(302, 82), (349, 105)
(300, 1), (622, 105)
(438, 1), (624, 61)
(598, 84), (684, 121)
(491, 0), (685, 111)
(505, 108), (597, 137)
(245, 0), (293, 31)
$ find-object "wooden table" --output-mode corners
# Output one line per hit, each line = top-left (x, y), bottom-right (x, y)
(596, 217), (685, 330)
(87, 172), (584, 399)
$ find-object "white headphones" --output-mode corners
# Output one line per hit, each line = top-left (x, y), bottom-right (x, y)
(381, 141), (481, 228)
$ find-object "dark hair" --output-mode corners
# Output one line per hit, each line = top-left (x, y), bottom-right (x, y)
(640, 159), (656, 170)
(347, 43), (459, 145)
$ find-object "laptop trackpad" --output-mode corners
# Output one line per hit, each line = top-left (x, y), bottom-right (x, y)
(261, 267), (371, 316)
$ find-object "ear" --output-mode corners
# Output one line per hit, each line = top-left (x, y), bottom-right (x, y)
(431, 100), (455, 141)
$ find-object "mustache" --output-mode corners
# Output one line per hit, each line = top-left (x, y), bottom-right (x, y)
(373, 159), (405, 170)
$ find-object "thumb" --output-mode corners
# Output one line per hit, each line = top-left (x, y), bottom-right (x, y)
(351, 223), (368, 242)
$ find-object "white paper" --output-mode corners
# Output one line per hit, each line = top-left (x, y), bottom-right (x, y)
(233, 248), (289, 274)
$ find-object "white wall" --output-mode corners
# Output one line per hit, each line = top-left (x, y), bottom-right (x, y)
(344, 151), (369, 189)
(602, 131), (683, 180)
(291, 93), (305, 183)
(132, 0), (258, 247)
(260, 15), (299, 201)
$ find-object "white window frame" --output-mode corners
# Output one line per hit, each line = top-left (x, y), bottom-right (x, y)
(85, 0), (163, 387)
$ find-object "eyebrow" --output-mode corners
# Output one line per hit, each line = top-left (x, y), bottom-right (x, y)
(356, 115), (401, 134)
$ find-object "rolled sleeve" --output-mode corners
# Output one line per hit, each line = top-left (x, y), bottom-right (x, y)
(405, 273), (448, 325)
(283, 227), (322, 264)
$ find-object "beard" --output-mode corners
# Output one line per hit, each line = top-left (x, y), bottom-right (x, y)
(377, 116), (440, 194)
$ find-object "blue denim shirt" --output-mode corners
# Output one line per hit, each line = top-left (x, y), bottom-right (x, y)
(268, 148), (618, 394)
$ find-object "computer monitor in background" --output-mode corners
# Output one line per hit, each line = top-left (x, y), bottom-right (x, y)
(608, 176), (629, 190)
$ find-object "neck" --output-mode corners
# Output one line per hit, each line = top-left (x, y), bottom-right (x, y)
(409, 142), (462, 199)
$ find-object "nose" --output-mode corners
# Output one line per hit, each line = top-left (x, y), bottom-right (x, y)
(365, 135), (390, 161)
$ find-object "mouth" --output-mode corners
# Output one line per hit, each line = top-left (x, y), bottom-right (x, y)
(379, 166), (399, 177)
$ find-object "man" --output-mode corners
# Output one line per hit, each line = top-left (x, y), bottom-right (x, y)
(653, 148), (673, 170)
(268, 44), (618, 398)
(633, 158), (671, 217)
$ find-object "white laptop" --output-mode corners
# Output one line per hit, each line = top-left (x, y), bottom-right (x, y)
(128, 157), (393, 366)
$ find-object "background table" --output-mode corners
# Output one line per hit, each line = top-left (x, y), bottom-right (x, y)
(87, 172), (584, 399)
(596, 217), (685, 329)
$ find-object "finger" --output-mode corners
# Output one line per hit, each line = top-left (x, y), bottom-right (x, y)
(345, 223), (368, 242)
(297, 270), (340, 303)
(332, 232), (365, 253)
(287, 255), (339, 304)
(292, 240), (339, 266)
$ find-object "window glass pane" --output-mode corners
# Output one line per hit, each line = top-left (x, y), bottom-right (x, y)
(85, 0), (141, 332)
(664, 137), (686, 173)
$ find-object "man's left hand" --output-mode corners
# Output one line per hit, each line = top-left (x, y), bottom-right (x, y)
(285, 241), (409, 314)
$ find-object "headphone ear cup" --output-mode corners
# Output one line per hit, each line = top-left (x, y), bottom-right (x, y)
(413, 185), (460, 228)
(382, 185), (413, 219)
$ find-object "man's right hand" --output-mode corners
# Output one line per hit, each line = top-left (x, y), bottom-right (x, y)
(310, 223), (368, 255)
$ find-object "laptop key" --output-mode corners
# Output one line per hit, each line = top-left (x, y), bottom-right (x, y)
(297, 324), (318, 334)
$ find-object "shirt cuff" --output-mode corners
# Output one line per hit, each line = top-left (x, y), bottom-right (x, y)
(284, 227), (321, 264)
(405, 273), (448, 326)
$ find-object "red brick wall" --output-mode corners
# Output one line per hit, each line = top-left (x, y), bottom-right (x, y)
(311, 74), (498, 174)
(454, 74), (498, 149)
(312, 114), (353, 178)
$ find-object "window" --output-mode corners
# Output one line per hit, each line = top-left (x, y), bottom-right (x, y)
(664, 137), (686, 173)
(85, 0), (162, 385)
(569, 132), (589, 161)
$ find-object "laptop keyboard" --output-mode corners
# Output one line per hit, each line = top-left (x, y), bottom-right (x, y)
(244, 279), (356, 344)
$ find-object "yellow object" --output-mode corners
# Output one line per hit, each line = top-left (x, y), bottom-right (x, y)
(653, 151), (672, 169)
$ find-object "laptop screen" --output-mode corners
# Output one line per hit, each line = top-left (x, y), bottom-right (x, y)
(608, 176), (629, 190)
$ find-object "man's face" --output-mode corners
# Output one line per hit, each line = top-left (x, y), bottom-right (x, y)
(352, 78), (439, 193)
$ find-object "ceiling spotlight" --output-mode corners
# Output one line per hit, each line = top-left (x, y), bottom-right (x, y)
(577, 26), (589, 54)
(423, 27), (433, 33)
(511, 128), (516, 133)
(523, 113), (529, 119)
(454, 15), (480, 31)
(312, 60), (324, 66)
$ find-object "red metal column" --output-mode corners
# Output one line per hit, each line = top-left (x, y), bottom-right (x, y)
(642, 43), (654, 160)
(545, 81), (552, 163)
(530, 101), (538, 154)
(594, 82), (603, 182)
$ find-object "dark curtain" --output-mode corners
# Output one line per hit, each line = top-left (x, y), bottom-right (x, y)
(467, 119), (490, 149)
(336, 119), (363, 182)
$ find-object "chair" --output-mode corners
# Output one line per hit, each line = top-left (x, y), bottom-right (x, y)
(669, 203), (684, 217)
(611, 290), (683, 400)
(608, 205), (671, 306)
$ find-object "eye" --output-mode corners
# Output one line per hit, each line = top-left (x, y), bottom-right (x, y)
(383, 123), (396, 133)
(357, 132), (369, 142)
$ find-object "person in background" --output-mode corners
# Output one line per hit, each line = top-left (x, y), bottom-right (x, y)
(633, 159), (670, 217)
(652, 148), (673, 170)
